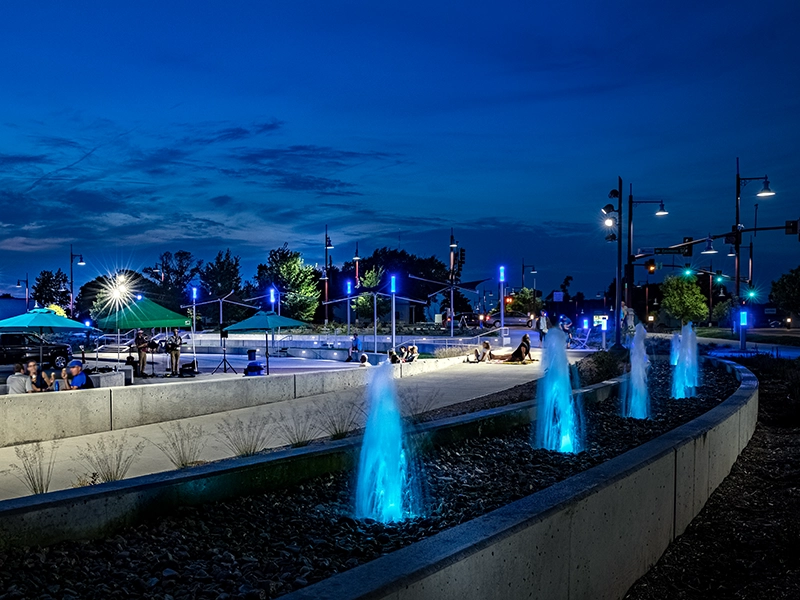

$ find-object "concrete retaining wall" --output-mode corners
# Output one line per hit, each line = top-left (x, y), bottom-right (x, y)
(0, 358), (463, 447)
(282, 360), (758, 600)
(0, 389), (112, 447)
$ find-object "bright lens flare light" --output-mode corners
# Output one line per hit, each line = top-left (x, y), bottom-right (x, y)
(97, 275), (134, 314)
(604, 218), (614, 227)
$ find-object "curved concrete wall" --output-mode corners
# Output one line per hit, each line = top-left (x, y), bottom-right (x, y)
(283, 360), (758, 600)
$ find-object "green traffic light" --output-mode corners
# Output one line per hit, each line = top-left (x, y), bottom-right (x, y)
(716, 276), (723, 283)
(684, 269), (692, 276)
(748, 290), (756, 298)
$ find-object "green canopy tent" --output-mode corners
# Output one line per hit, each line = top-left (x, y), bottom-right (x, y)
(225, 311), (308, 374)
(0, 307), (95, 365)
(96, 297), (191, 330)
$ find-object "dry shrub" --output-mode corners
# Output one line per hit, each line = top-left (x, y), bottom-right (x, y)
(215, 414), (274, 457)
(315, 396), (363, 440)
(276, 407), (318, 447)
(75, 433), (145, 482)
(151, 422), (206, 468)
(9, 441), (60, 495)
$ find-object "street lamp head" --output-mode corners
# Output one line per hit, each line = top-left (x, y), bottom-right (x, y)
(605, 232), (617, 242)
(727, 246), (735, 257)
(325, 236), (334, 250)
(601, 203), (616, 215)
(16, 280), (21, 288)
(77, 255), (85, 266)
(655, 201), (668, 216)
(756, 178), (775, 197)
(603, 217), (615, 227)
(701, 235), (718, 254)
(529, 265), (537, 274)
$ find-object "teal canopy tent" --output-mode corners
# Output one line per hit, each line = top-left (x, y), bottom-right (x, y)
(225, 311), (308, 374)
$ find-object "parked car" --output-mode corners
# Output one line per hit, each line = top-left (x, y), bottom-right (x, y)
(485, 311), (533, 328)
(450, 312), (482, 327)
(0, 332), (72, 368)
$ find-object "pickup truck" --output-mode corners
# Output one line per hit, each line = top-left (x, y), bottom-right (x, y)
(0, 332), (72, 368)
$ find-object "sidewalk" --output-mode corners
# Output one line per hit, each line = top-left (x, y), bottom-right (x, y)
(0, 355), (548, 501)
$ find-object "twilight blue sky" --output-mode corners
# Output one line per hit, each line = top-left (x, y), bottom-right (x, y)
(1, 0), (798, 302)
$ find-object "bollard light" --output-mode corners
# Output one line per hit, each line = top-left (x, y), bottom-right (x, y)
(390, 275), (396, 293)
(740, 310), (748, 327)
(346, 280), (352, 295)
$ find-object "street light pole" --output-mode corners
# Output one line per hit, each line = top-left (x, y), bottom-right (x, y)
(69, 244), (85, 316)
(735, 157), (775, 350)
(324, 225), (334, 324)
(499, 266), (505, 330)
(625, 184), (668, 313)
(390, 275), (396, 349)
(192, 286), (198, 372)
(16, 274), (29, 311)
(346, 280), (352, 336)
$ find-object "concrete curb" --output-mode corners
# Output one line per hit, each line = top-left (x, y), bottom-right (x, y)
(281, 358), (757, 600)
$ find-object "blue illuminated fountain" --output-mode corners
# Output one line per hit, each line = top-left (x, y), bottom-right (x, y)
(672, 322), (699, 399)
(534, 328), (584, 453)
(670, 332), (680, 366)
(623, 324), (650, 419)
(355, 364), (418, 523)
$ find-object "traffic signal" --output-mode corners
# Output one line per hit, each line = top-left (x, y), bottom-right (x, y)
(786, 220), (799, 235)
(682, 237), (693, 257)
(505, 296), (513, 304)
(646, 259), (656, 274)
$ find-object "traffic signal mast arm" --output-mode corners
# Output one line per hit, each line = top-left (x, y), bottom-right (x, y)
(634, 221), (799, 260)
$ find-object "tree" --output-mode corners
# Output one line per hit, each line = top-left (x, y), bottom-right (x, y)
(143, 250), (203, 312)
(771, 265), (800, 316)
(712, 298), (734, 326)
(353, 267), (391, 321)
(661, 275), (709, 325)
(252, 244), (319, 321)
(200, 249), (242, 297)
(559, 275), (574, 302)
(46, 304), (67, 317)
(508, 287), (542, 315)
(32, 269), (69, 308)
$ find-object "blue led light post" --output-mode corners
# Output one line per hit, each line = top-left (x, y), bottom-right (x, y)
(390, 275), (397, 348)
(346, 280), (352, 336)
(499, 266), (505, 329)
(192, 286), (198, 372)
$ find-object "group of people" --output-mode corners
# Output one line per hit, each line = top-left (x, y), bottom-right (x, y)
(388, 345), (420, 364)
(134, 328), (184, 377)
(7, 359), (92, 394)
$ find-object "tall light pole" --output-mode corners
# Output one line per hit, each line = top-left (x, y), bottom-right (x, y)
(449, 228), (458, 337)
(499, 265), (505, 329)
(16, 274), (29, 311)
(191, 286), (198, 372)
(626, 184), (668, 308)
(69, 244), (85, 316)
(323, 225), (334, 324)
(521, 260), (537, 289)
(602, 176), (623, 347)
(390, 275), (397, 348)
(346, 280), (352, 336)
(735, 158), (774, 350)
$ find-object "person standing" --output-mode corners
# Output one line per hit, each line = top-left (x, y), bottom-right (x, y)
(538, 311), (549, 347)
(7, 364), (33, 394)
(167, 328), (183, 376)
(135, 329), (148, 377)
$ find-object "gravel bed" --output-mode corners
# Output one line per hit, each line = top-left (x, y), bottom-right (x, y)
(0, 362), (738, 600)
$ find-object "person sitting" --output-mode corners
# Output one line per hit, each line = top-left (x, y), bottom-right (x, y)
(7, 363), (33, 394)
(471, 341), (493, 363)
(398, 345), (409, 362)
(26, 360), (47, 392)
(359, 353), (371, 367)
(67, 360), (94, 390)
(346, 333), (363, 362)
(406, 345), (419, 362)
(388, 349), (401, 364)
(505, 333), (533, 363)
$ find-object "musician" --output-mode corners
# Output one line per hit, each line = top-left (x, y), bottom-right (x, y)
(166, 328), (183, 376)
(134, 329), (148, 377)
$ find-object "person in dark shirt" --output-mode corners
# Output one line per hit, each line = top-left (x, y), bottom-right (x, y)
(26, 360), (47, 392)
(505, 334), (533, 362)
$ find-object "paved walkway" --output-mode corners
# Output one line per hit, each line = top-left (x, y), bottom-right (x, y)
(0, 352), (563, 502)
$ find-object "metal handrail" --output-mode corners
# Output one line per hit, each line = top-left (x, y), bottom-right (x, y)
(390, 327), (509, 353)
